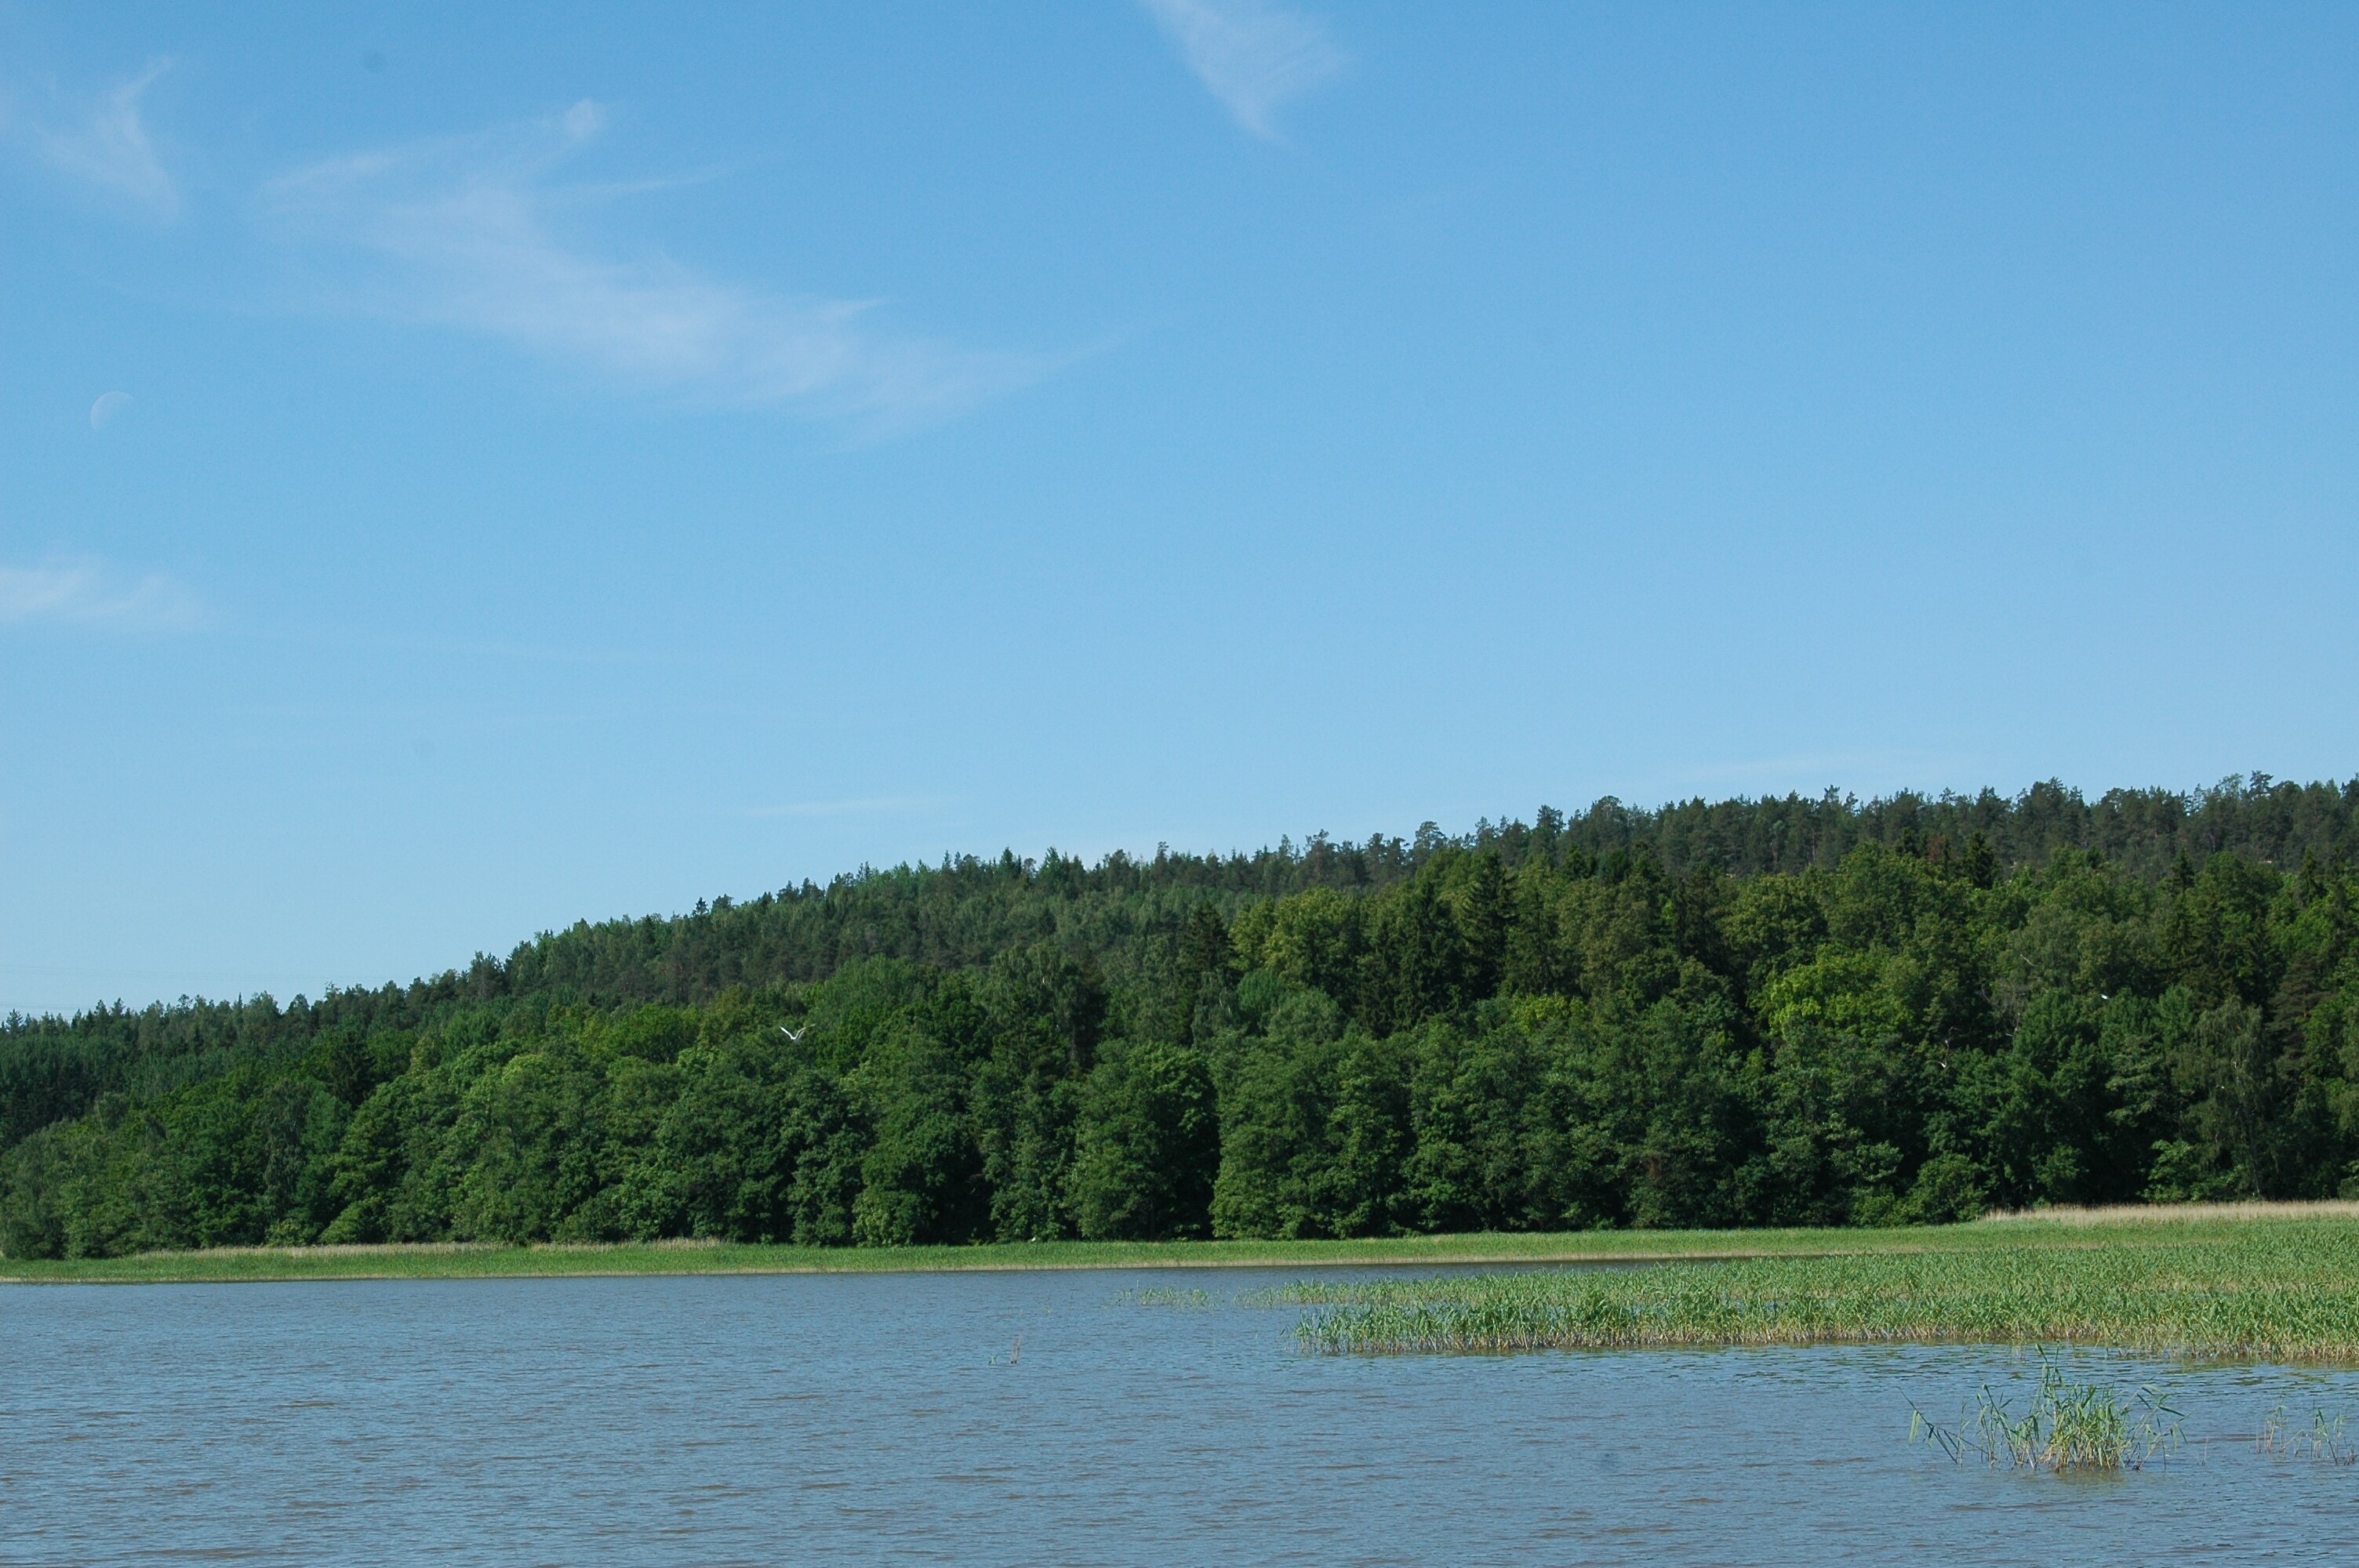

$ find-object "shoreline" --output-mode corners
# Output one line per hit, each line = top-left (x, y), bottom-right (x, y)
(0, 1207), (2308, 1287)
(0, 1236), (1877, 1286)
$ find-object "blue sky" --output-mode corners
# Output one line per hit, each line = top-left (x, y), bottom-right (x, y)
(5, 2), (2357, 1014)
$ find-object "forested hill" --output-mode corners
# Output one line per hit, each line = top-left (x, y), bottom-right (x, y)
(6, 773), (2359, 1259)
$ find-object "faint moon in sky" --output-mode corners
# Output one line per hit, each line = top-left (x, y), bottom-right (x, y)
(90, 391), (132, 430)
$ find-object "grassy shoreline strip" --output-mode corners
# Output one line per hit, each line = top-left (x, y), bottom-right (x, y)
(0, 1230), (1914, 1285)
(0, 1207), (2329, 1286)
(1283, 1221), (2359, 1363)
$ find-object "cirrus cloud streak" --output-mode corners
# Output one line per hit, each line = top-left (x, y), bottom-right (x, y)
(1141, 0), (1343, 140)
(263, 103), (1045, 433)
(0, 559), (206, 633)
(23, 59), (180, 219)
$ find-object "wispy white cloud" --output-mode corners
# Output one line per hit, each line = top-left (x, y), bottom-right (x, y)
(262, 102), (1043, 431)
(27, 60), (180, 220)
(1141, 0), (1343, 140)
(0, 559), (205, 633)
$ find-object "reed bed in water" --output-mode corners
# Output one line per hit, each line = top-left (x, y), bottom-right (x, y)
(1910, 1360), (2185, 1472)
(1286, 1221), (2359, 1362)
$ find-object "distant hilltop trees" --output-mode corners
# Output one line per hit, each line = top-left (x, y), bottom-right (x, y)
(6, 772), (2359, 1258)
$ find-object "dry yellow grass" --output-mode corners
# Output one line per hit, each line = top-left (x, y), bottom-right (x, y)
(1982, 1200), (2359, 1225)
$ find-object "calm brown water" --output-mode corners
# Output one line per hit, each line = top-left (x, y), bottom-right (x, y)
(3, 1268), (2356, 1564)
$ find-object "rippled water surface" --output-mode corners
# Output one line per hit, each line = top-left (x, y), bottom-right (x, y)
(5, 1267), (2358, 1564)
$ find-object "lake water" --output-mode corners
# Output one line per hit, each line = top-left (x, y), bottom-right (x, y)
(4, 1266), (2357, 1564)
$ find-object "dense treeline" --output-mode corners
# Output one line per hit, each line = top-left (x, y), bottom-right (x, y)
(7, 775), (2359, 1258)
